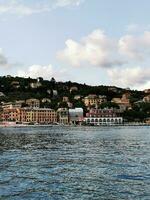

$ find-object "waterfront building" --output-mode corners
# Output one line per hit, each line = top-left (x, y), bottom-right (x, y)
(85, 108), (123, 125)
(26, 98), (40, 108)
(69, 108), (83, 124)
(19, 108), (57, 124)
(1, 107), (57, 124)
(57, 108), (69, 125)
(84, 117), (123, 125)
(1, 108), (20, 122)
(86, 108), (121, 118)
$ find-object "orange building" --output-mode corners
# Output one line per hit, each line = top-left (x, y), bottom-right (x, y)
(1, 108), (20, 122)
(1, 108), (57, 124)
(111, 93), (131, 110)
(20, 108), (57, 124)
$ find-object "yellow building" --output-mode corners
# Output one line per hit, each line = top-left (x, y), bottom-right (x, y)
(84, 95), (107, 107)
(57, 108), (69, 125)
(26, 98), (40, 108)
(111, 93), (131, 110)
(1, 108), (57, 124)
(20, 108), (57, 124)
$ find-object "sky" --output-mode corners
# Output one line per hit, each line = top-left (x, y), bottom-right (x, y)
(0, 0), (150, 90)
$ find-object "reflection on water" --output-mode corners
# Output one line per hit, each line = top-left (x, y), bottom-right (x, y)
(0, 126), (150, 200)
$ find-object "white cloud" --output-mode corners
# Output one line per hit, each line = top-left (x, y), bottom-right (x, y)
(0, 0), (50, 16)
(17, 64), (53, 79)
(54, 0), (84, 8)
(57, 29), (125, 68)
(17, 64), (68, 81)
(57, 28), (150, 89)
(1, 25), (150, 90)
(107, 66), (150, 89)
(119, 31), (150, 60)
(0, 0), (84, 16)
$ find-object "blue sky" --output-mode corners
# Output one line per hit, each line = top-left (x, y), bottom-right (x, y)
(0, 0), (150, 90)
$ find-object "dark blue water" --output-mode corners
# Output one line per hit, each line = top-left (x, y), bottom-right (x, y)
(0, 126), (150, 200)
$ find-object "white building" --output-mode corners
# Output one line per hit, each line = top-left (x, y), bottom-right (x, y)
(84, 117), (123, 125)
(69, 108), (83, 124)
(30, 82), (42, 89)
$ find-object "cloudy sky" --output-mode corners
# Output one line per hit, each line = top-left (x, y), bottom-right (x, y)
(0, 0), (150, 90)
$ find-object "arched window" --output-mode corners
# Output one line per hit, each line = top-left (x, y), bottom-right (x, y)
(103, 118), (106, 122)
(107, 118), (110, 122)
(95, 118), (98, 122)
(91, 118), (94, 122)
(115, 118), (118, 123)
(111, 119), (114, 122)
(118, 118), (122, 123)
(99, 118), (102, 122)
(87, 119), (90, 123)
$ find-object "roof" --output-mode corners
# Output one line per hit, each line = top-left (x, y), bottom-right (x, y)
(69, 108), (83, 112)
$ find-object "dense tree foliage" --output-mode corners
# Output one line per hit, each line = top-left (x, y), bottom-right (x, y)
(99, 102), (119, 109)
(0, 76), (149, 122)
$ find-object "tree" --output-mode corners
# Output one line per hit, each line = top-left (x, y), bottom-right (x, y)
(50, 77), (56, 83)
(123, 110), (147, 122)
(58, 102), (68, 108)
(99, 102), (119, 109)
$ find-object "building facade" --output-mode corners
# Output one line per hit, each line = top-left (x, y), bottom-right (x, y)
(84, 117), (123, 125)
(20, 108), (57, 124)
(1, 108), (57, 124)
(1, 108), (20, 122)
(57, 108), (69, 125)
(111, 93), (131, 111)
(84, 95), (107, 107)
(26, 98), (40, 108)
(85, 108), (123, 125)
(69, 108), (83, 124)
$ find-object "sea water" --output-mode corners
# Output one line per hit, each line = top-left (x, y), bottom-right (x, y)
(0, 126), (150, 200)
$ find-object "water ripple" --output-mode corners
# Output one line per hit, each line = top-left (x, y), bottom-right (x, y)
(0, 126), (150, 199)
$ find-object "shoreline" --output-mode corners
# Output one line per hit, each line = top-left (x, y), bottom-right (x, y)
(0, 123), (150, 128)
